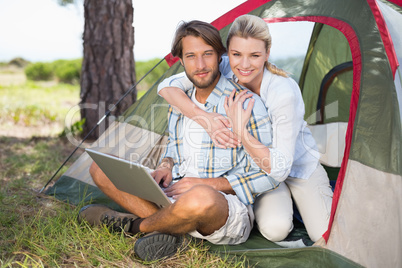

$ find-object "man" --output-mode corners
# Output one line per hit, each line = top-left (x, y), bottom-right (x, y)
(78, 20), (278, 261)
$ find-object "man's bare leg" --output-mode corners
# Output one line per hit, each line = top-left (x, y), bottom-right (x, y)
(89, 163), (229, 236)
(139, 185), (229, 236)
(133, 185), (229, 261)
(89, 161), (159, 218)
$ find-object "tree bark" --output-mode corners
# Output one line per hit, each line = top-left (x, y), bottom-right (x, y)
(80, 0), (136, 139)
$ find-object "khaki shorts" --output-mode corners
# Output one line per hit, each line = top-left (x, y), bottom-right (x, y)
(188, 192), (254, 245)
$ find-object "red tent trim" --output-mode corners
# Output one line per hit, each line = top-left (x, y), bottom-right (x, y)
(164, 54), (178, 67)
(387, 0), (402, 6)
(210, 0), (272, 30)
(368, 0), (399, 77)
(164, 0), (273, 66)
(263, 15), (362, 242)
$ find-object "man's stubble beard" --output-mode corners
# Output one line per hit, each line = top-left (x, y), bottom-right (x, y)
(185, 67), (220, 90)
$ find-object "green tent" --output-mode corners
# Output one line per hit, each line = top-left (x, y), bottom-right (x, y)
(46, 0), (402, 267)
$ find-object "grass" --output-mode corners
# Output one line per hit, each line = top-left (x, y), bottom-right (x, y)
(0, 73), (147, 137)
(0, 82), (78, 125)
(0, 72), (81, 137)
(0, 69), (248, 267)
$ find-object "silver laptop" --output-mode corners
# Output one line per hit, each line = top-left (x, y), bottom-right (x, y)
(86, 149), (173, 208)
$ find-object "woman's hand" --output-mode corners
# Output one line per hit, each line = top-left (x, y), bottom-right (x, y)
(224, 89), (254, 140)
(160, 86), (241, 149)
(197, 112), (241, 149)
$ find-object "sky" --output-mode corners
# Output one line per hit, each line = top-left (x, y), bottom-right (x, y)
(0, 0), (313, 63)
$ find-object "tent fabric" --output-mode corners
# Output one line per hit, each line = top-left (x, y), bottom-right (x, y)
(308, 123), (347, 168)
(208, 230), (363, 268)
(61, 122), (168, 189)
(316, 61), (353, 124)
(300, 24), (353, 124)
(47, 0), (402, 267)
(121, 62), (184, 136)
(368, 0), (399, 76)
(327, 160), (402, 268)
(378, 0), (402, 120)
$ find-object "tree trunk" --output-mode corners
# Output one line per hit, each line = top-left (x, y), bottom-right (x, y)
(80, 0), (136, 140)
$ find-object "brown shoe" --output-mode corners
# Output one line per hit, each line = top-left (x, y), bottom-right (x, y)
(78, 204), (138, 233)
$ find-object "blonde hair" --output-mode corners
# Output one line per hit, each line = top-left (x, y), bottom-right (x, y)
(227, 14), (288, 78)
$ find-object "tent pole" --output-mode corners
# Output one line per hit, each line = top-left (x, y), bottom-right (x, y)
(39, 58), (166, 193)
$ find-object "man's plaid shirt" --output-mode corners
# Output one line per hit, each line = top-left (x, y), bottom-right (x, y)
(161, 75), (279, 205)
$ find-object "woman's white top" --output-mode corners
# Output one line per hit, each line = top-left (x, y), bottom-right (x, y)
(157, 56), (320, 182)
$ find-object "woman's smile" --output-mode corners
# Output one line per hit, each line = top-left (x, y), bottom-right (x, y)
(228, 36), (269, 92)
(237, 68), (253, 76)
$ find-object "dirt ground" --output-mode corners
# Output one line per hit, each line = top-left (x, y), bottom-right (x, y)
(0, 121), (64, 138)
(0, 65), (26, 85)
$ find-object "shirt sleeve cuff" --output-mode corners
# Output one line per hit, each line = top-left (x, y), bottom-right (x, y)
(157, 72), (189, 96)
(157, 78), (172, 96)
(266, 148), (292, 182)
(225, 174), (253, 205)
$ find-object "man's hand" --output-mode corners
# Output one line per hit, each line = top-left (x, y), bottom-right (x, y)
(164, 177), (203, 199)
(151, 167), (172, 187)
(164, 176), (235, 199)
(151, 158), (174, 187)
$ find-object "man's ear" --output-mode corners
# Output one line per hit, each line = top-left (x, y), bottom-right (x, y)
(179, 58), (184, 66)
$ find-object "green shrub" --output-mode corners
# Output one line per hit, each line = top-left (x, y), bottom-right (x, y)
(59, 118), (85, 137)
(53, 59), (82, 84)
(25, 62), (53, 81)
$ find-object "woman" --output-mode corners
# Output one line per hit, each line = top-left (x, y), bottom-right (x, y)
(157, 15), (333, 243)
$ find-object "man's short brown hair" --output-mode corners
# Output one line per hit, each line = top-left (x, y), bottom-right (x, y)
(171, 20), (226, 59)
